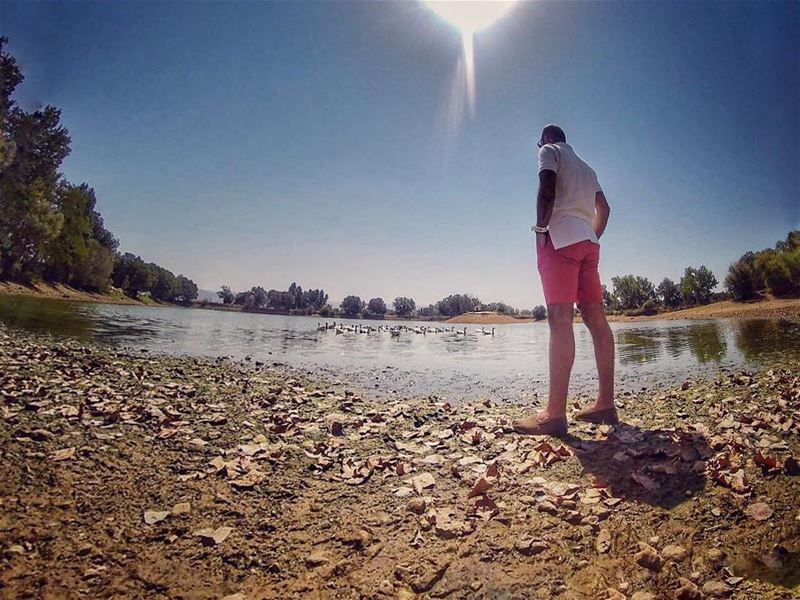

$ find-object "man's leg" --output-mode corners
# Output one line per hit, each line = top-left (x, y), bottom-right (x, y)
(578, 303), (615, 409)
(513, 303), (575, 434)
(544, 303), (577, 417)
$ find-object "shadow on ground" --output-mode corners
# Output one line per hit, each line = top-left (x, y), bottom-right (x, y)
(564, 422), (712, 508)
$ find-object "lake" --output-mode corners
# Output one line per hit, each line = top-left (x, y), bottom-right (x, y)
(1, 295), (798, 401)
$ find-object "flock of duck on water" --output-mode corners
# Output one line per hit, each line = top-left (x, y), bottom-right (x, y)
(316, 322), (496, 337)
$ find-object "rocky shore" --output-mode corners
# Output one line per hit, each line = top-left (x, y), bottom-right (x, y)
(0, 326), (798, 599)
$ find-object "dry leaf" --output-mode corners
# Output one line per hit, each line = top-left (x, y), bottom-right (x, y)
(144, 510), (170, 525)
(49, 447), (76, 461)
(631, 471), (659, 492)
(194, 526), (232, 546)
(745, 501), (773, 521)
(411, 473), (435, 495)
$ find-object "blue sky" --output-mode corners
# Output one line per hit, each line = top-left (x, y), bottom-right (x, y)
(4, 1), (798, 308)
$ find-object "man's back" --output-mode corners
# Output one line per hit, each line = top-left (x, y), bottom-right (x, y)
(537, 141), (601, 249)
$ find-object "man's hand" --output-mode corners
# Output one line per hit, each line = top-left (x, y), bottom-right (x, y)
(536, 232), (548, 251)
(593, 191), (610, 239)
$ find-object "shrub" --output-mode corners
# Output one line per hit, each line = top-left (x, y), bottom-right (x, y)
(640, 299), (659, 315)
(725, 256), (761, 300)
(763, 256), (794, 297)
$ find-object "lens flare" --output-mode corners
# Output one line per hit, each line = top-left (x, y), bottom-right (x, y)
(425, 1), (516, 37)
(425, 1), (516, 128)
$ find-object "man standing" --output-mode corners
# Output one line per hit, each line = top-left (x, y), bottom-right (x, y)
(513, 125), (617, 437)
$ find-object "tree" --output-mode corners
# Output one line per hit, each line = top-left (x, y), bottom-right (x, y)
(393, 297), (416, 316)
(340, 295), (365, 316)
(303, 288), (329, 311)
(174, 275), (198, 304)
(762, 256), (793, 297)
(485, 301), (516, 315)
(680, 266), (717, 305)
(218, 285), (234, 304)
(725, 253), (760, 301)
(601, 284), (614, 310)
(367, 297), (387, 315)
(0, 38), (199, 297)
(532, 305), (547, 321)
(417, 304), (437, 317)
(111, 253), (155, 297)
(0, 104), (71, 280)
(656, 277), (681, 308)
(611, 275), (656, 310)
(288, 282), (304, 309)
(150, 265), (179, 301)
(250, 286), (267, 308)
(775, 230), (800, 253)
(436, 294), (480, 317)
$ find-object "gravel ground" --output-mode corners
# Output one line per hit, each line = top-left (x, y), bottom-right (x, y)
(1, 326), (798, 599)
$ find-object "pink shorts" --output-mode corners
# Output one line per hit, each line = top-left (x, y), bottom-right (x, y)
(537, 237), (604, 305)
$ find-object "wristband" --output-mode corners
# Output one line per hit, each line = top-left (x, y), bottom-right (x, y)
(532, 225), (549, 234)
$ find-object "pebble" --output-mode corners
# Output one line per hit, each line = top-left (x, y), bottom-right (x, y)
(706, 548), (726, 565)
(702, 580), (732, 597)
(515, 539), (548, 556)
(675, 578), (702, 600)
(634, 542), (662, 572)
(595, 528), (612, 554)
(631, 592), (655, 600)
(171, 502), (191, 516)
(662, 544), (687, 562)
(536, 501), (558, 516)
(376, 580), (393, 595)
(406, 498), (427, 515)
(305, 551), (330, 567)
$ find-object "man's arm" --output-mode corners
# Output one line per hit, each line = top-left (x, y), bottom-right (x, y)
(537, 169), (557, 228)
(593, 190), (610, 239)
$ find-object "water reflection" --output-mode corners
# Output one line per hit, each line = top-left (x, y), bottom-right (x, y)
(734, 319), (799, 362)
(616, 330), (662, 365)
(686, 322), (727, 364)
(0, 295), (798, 399)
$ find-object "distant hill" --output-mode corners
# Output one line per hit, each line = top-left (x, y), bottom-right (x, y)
(196, 289), (220, 303)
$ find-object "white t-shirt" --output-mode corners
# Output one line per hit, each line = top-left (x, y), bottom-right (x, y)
(537, 142), (601, 250)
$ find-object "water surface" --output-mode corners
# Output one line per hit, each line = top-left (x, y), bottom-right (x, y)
(1, 296), (798, 400)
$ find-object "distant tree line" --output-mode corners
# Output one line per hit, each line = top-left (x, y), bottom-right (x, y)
(607, 266), (719, 315)
(724, 230), (800, 300)
(217, 282), (329, 314)
(0, 38), (198, 303)
(214, 286), (546, 321)
(112, 253), (197, 303)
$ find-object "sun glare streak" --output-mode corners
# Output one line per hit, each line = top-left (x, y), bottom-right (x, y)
(462, 31), (476, 116)
(425, 1), (517, 132)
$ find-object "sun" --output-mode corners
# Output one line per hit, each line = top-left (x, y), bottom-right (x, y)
(424, 0), (517, 37)
(424, 1), (517, 127)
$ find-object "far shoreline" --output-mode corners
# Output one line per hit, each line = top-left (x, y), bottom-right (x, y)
(1, 281), (798, 325)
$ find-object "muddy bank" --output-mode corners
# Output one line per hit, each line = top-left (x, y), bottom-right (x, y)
(615, 298), (800, 324)
(446, 313), (535, 325)
(0, 327), (798, 599)
(446, 300), (800, 325)
(0, 281), (154, 307)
